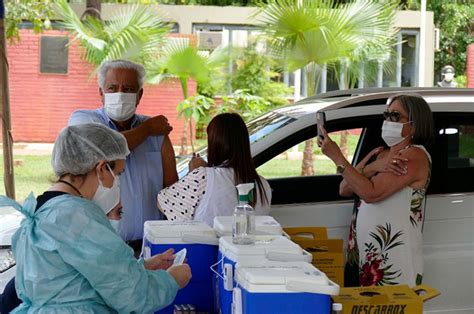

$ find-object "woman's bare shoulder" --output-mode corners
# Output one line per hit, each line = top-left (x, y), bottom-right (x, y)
(399, 146), (429, 162)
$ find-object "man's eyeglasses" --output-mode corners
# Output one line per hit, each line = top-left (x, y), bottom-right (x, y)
(383, 110), (402, 122)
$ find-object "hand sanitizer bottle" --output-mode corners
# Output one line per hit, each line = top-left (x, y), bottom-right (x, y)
(232, 183), (255, 245)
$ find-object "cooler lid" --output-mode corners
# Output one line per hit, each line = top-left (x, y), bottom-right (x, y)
(219, 235), (304, 258)
(235, 262), (339, 295)
(236, 262), (328, 286)
(213, 216), (282, 236)
(144, 220), (217, 244)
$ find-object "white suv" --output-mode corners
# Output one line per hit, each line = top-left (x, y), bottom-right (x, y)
(177, 87), (474, 313)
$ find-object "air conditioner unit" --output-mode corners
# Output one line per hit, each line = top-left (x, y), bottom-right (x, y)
(197, 31), (223, 50)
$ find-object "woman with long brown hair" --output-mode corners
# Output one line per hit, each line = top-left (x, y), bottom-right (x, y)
(157, 113), (271, 226)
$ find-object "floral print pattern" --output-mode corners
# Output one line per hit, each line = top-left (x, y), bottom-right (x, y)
(359, 223), (404, 286)
(410, 190), (425, 227)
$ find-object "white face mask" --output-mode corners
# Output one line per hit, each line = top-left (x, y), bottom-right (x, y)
(92, 164), (121, 215)
(103, 92), (137, 122)
(381, 120), (411, 147)
(108, 219), (120, 233)
(443, 73), (454, 82)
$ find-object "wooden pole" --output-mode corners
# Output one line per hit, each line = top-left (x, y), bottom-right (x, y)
(0, 1), (16, 200)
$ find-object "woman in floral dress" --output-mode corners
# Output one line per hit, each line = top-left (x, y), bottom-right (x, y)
(318, 94), (434, 287)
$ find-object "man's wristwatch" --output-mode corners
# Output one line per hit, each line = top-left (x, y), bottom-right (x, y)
(336, 164), (347, 175)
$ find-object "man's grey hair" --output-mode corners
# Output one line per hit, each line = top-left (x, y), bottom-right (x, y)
(97, 60), (146, 90)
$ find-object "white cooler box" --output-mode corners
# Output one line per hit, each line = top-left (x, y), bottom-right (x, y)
(213, 216), (283, 237)
(143, 221), (218, 314)
(217, 235), (312, 314)
(233, 262), (340, 314)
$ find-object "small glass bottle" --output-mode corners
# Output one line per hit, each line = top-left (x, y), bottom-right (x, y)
(232, 183), (255, 245)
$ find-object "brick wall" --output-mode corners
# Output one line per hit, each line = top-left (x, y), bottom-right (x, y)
(467, 44), (474, 88)
(3, 29), (195, 144)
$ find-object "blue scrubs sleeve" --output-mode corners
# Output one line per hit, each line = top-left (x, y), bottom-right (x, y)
(51, 206), (179, 313)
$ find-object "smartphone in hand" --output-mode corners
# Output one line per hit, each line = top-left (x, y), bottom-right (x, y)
(316, 112), (326, 139)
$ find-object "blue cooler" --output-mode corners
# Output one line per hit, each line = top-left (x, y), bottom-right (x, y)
(143, 221), (219, 314)
(233, 262), (340, 314)
(213, 216), (283, 237)
(217, 235), (312, 314)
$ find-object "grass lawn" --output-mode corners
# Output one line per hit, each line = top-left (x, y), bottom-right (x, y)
(1, 153), (338, 201)
(460, 133), (474, 158)
(0, 155), (55, 202)
(257, 157), (336, 178)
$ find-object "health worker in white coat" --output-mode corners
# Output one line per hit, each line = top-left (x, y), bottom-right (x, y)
(157, 113), (271, 226)
(0, 123), (191, 313)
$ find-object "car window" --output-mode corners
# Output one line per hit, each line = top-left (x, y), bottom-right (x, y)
(257, 128), (362, 179)
(441, 124), (474, 169)
(247, 112), (297, 144)
(176, 112), (298, 178)
(428, 112), (474, 195)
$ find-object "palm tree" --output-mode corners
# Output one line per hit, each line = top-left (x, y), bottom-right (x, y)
(256, 0), (397, 175)
(146, 38), (225, 154)
(83, 0), (101, 20)
(56, 0), (170, 67)
(333, 48), (396, 158)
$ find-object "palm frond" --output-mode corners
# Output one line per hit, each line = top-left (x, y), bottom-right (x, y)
(146, 36), (225, 91)
(103, 5), (170, 62)
(256, 0), (398, 75)
(333, 0), (398, 52)
(56, 0), (170, 66)
(55, 0), (106, 53)
(256, 0), (337, 64)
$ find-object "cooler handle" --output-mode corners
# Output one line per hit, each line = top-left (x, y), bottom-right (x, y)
(284, 227), (328, 240)
(181, 234), (219, 245)
(286, 278), (340, 296)
(412, 284), (441, 302)
(210, 255), (225, 280)
(265, 249), (313, 262)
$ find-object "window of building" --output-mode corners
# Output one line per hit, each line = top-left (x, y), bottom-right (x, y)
(285, 28), (422, 97)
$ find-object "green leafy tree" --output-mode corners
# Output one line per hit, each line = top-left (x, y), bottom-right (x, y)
(219, 89), (271, 121)
(430, 2), (473, 82)
(146, 38), (225, 154)
(231, 45), (292, 108)
(56, 0), (170, 66)
(402, 0), (473, 82)
(177, 94), (215, 146)
(196, 90), (271, 141)
(5, 0), (54, 41)
(257, 0), (397, 175)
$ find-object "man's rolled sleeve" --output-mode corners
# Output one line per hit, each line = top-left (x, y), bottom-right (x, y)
(68, 110), (104, 126)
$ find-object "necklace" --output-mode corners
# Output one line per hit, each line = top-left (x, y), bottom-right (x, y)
(57, 179), (83, 198)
